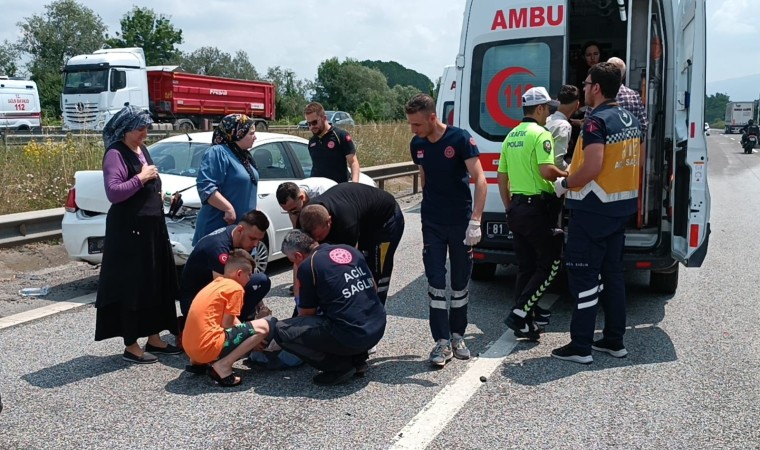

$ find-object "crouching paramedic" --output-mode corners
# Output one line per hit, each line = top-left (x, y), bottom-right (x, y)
(270, 230), (386, 386)
(182, 249), (273, 387)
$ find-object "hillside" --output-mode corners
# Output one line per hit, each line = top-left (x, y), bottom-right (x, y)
(706, 73), (760, 101)
(359, 60), (433, 93)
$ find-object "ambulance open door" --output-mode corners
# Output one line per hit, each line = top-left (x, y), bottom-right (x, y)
(671, 0), (710, 267)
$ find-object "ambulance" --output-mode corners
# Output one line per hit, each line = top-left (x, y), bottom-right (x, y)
(455, 0), (710, 293)
(436, 65), (457, 126)
(0, 78), (42, 131)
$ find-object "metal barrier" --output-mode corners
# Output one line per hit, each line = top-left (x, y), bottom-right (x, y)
(0, 163), (419, 247)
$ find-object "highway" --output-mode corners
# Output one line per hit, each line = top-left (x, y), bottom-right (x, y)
(0, 130), (758, 449)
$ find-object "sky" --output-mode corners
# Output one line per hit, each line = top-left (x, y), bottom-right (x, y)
(0, 0), (755, 85)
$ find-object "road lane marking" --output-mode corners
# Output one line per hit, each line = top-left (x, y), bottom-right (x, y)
(0, 293), (95, 330)
(389, 294), (559, 450)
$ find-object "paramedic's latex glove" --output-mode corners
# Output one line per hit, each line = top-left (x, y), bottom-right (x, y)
(464, 220), (482, 246)
(554, 178), (568, 198)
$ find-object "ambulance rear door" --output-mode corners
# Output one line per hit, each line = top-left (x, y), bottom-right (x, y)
(457, 0), (566, 213)
(671, 0), (710, 267)
(436, 65), (457, 126)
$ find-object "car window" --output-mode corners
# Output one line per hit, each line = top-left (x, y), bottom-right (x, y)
(250, 142), (295, 179)
(289, 141), (312, 177)
(148, 141), (211, 177)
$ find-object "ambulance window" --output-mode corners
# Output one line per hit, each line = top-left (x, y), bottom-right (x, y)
(470, 37), (563, 142)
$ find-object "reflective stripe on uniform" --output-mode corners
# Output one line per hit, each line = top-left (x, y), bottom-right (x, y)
(428, 286), (446, 299)
(430, 299), (448, 310)
(578, 298), (599, 309)
(566, 180), (638, 202)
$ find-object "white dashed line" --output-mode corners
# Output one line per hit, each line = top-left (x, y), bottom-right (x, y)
(0, 293), (95, 330)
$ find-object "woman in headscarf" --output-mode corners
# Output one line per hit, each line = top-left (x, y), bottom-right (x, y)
(193, 113), (259, 244)
(96, 105), (181, 364)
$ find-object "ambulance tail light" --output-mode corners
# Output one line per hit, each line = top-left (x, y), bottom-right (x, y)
(690, 224), (700, 248)
(472, 252), (486, 261)
(64, 187), (78, 213)
(635, 261), (653, 269)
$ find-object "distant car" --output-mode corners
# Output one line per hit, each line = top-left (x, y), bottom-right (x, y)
(704, 122), (710, 136)
(298, 110), (355, 129)
(62, 132), (376, 273)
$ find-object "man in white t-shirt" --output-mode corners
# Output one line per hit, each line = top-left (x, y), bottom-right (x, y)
(545, 85), (580, 171)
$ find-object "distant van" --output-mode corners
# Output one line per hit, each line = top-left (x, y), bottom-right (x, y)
(0, 78), (42, 131)
(435, 65), (457, 126)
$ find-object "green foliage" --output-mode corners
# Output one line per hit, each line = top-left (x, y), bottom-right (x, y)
(178, 47), (259, 80)
(0, 40), (19, 77)
(16, 0), (106, 116)
(105, 7), (183, 65)
(264, 66), (313, 122)
(314, 58), (391, 117)
(704, 92), (730, 124)
(359, 60), (433, 94)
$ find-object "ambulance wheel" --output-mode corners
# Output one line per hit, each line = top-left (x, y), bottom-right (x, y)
(649, 265), (678, 294)
(471, 262), (496, 281)
(252, 236), (270, 274)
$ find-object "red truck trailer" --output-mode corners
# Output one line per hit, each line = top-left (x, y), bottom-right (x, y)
(147, 68), (276, 131)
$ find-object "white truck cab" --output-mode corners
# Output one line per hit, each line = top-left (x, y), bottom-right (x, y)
(0, 78), (42, 131)
(455, 0), (710, 293)
(61, 47), (149, 131)
(436, 65), (457, 126)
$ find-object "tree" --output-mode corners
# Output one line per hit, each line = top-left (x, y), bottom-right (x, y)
(264, 66), (313, 122)
(105, 7), (183, 66)
(704, 92), (730, 125)
(16, 0), (106, 115)
(359, 60), (434, 93)
(0, 40), (19, 77)
(314, 58), (391, 116)
(178, 47), (259, 80)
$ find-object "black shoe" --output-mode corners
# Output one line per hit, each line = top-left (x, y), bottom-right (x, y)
(122, 350), (158, 364)
(551, 343), (593, 364)
(592, 338), (628, 358)
(287, 284), (294, 296)
(312, 368), (356, 386)
(504, 312), (540, 341)
(533, 306), (551, 325)
(145, 343), (183, 355)
(354, 361), (369, 377)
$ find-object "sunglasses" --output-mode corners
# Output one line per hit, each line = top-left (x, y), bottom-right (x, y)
(306, 119), (321, 127)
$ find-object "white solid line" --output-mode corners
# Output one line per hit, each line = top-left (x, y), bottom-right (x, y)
(0, 292), (95, 331)
(389, 294), (559, 450)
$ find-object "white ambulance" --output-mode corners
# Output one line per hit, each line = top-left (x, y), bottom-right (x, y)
(0, 78), (42, 131)
(436, 65), (457, 126)
(455, 0), (710, 293)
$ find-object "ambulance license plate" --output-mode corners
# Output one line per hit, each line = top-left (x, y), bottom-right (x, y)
(485, 222), (512, 238)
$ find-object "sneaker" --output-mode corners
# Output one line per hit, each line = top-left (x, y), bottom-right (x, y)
(551, 343), (593, 364)
(428, 339), (453, 367)
(592, 338), (628, 358)
(533, 306), (551, 326)
(504, 312), (540, 341)
(450, 333), (471, 360)
(312, 368), (356, 386)
(122, 350), (158, 364)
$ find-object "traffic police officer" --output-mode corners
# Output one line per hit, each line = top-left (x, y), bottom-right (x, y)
(405, 93), (487, 367)
(552, 62), (642, 364)
(304, 102), (361, 183)
(272, 230), (386, 385)
(498, 86), (568, 340)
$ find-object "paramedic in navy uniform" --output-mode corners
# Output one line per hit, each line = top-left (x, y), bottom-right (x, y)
(304, 102), (361, 183)
(271, 230), (386, 386)
(552, 62), (642, 364)
(405, 93), (487, 367)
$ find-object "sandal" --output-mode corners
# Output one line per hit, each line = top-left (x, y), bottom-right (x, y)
(208, 366), (242, 387)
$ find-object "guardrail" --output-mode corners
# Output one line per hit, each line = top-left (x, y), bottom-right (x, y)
(0, 162), (419, 248)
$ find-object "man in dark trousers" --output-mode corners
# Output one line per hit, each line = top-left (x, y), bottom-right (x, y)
(552, 62), (642, 364)
(270, 230), (386, 385)
(298, 183), (405, 306)
(304, 102), (361, 183)
(498, 86), (568, 341)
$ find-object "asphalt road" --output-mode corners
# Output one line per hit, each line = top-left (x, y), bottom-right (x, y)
(0, 131), (758, 449)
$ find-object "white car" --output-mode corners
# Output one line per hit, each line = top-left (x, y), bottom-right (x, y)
(62, 131), (375, 272)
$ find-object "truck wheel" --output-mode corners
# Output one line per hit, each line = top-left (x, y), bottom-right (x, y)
(255, 121), (268, 131)
(471, 262), (496, 281)
(175, 120), (195, 132)
(649, 265), (679, 294)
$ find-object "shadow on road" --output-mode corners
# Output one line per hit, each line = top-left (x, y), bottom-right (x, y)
(21, 354), (126, 388)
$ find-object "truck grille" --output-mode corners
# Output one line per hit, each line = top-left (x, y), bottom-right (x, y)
(63, 102), (99, 128)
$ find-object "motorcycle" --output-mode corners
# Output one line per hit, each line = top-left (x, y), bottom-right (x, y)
(743, 133), (758, 154)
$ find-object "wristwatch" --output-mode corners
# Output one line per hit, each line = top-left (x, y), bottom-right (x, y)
(561, 178), (568, 189)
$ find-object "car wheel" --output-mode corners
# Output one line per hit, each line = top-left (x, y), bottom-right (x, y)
(252, 236), (270, 273)
(471, 262), (497, 281)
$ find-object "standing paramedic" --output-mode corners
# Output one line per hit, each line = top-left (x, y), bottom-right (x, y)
(405, 93), (487, 367)
(498, 87), (568, 341)
(304, 102), (361, 183)
(552, 62), (641, 364)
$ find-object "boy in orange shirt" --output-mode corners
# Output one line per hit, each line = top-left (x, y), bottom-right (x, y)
(183, 249), (272, 387)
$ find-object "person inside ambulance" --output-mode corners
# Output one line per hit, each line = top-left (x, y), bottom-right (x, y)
(741, 119), (759, 147)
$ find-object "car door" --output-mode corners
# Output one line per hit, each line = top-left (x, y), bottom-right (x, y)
(671, 0), (710, 267)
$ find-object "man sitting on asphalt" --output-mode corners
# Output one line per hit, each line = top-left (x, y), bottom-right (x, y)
(298, 182), (405, 306)
(268, 230), (386, 385)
